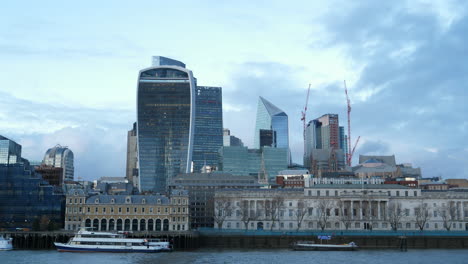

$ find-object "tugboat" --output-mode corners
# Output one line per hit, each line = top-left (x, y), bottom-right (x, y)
(0, 235), (13, 251)
(54, 228), (172, 253)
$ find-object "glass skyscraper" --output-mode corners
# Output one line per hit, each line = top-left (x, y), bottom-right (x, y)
(43, 145), (74, 182)
(192, 86), (223, 173)
(253, 97), (289, 150)
(0, 135), (21, 165)
(137, 57), (196, 193)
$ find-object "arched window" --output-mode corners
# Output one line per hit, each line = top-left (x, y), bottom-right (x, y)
(148, 219), (154, 231)
(156, 219), (162, 231)
(124, 219), (131, 231)
(93, 219), (99, 231)
(132, 219), (138, 231)
(109, 219), (115, 231)
(163, 219), (169, 231)
(85, 219), (91, 228)
(100, 219), (107, 231)
(140, 219), (146, 231)
(116, 219), (123, 231)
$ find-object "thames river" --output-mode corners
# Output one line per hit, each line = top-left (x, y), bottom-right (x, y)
(2, 249), (467, 264)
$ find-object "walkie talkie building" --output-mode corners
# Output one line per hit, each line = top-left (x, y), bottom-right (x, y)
(137, 57), (196, 193)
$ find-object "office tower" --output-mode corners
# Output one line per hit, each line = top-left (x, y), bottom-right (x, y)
(218, 146), (288, 179)
(0, 135), (22, 165)
(0, 135), (64, 229)
(223, 128), (244, 147)
(304, 114), (346, 173)
(137, 56), (196, 193)
(43, 145), (74, 182)
(126, 122), (138, 187)
(192, 86), (223, 173)
(253, 97), (289, 150)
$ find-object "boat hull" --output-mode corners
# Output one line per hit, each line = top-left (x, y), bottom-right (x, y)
(293, 244), (358, 251)
(0, 238), (13, 251)
(54, 243), (171, 253)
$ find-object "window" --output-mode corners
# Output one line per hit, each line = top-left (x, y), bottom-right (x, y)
(118, 207), (122, 213)
(142, 199), (146, 204)
(326, 190), (329, 196)
(308, 208), (313, 216)
(317, 191), (321, 196)
(289, 223), (293, 229)
(103, 207), (106, 213)
(355, 223), (360, 228)
(126, 207), (130, 213)
(280, 223), (284, 228)
(396, 191), (400, 196)
(382, 223), (387, 228)
(134, 208), (137, 213)
(150, 208), (153, 213)
(142, 207), (145, 213)
(405, 191), (408, 197)
(289, 210), (293, 217)
(335, 191), (338, 196)
(308, 190), (311, 196)
(406, 223), (410, 229)
(236, 222), (240, 228)
(405, 209), (410, 216)
(414, 191), (417, 197)
(95, 207), (98, 213)
(435, 223), (438, 229)
(289, 202), (293, 206)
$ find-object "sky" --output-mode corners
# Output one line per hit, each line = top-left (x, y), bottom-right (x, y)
(1, 0), (467, 180)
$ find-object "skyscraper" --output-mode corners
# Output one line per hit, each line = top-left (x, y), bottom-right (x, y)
(0, 135), (21, 165)
(137, 56), (196, 193)
(253, 97), (289, 150)
(192, 86), (223, 173)
(43, 145), (74, 182)
(304, 114), (346, 172)
(126, 122), (138, 187)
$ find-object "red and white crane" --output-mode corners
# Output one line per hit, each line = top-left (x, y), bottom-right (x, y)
(344, 80), (360, 166)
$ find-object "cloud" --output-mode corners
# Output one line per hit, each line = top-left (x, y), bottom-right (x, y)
(0, 91), (134, 180)
(312, 0), (468, 177)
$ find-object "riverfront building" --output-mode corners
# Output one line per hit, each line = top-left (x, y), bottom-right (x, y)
(137, 56), (196, 193)
(64, 189), (189, 232)
(43, 145), (74, 182)
(168, 172), (262, 229)
(0, 136), (64, 229)
(215, 183), (468, 231)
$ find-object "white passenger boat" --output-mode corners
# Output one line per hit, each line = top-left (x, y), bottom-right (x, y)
(0, 235), (13, 250)
(54, 228), (172, 253)
(293, 241), (358, 251)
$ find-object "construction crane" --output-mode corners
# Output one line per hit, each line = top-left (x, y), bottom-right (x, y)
(301, 84), (311, 165)
(344, 80), (360, 166)
(301, 84), (311, 141)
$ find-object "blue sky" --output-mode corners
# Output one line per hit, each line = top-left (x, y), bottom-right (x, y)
(1, 0), (467, 180)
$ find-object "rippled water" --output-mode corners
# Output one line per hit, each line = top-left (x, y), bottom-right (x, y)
(2, 249), (468, 264)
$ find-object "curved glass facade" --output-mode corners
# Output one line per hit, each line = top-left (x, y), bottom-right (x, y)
(137, 66), (195, 193)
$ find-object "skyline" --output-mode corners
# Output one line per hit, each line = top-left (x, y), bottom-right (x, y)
(1, 0), (467, 180)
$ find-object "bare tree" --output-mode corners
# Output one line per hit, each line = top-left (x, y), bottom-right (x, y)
(294, 199), (309, 231)
(238, 200), (256, 230)
(337, 200), (352, 230)
(317, 199), (335, 231)
(264, 196), (284, 230)
(415, 201), (431, 231)
(213, 196), (233, 229)
(387, 201), (404, 231)
(437, 202), (458, 231)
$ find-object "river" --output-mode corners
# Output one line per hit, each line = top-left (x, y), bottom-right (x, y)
(2, 249), (467, 264)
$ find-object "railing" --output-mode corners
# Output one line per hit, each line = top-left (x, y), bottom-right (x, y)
(197, 227), (468, 237)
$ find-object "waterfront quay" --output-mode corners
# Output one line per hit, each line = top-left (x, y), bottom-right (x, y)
(0, 230), (198, 250)
(4, 229), (468, 250)
(197, 229), (468, 250)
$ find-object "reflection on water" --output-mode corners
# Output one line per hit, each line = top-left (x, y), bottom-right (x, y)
(2, 248), (468, 264)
